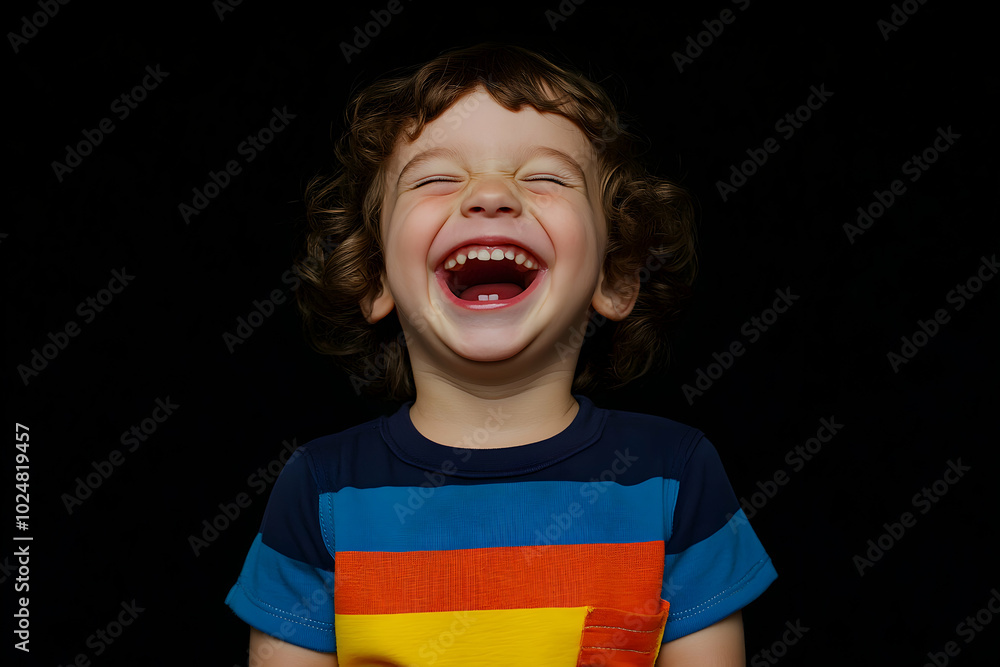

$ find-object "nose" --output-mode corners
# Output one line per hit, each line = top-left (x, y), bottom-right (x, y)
(461, 177), (522, 219)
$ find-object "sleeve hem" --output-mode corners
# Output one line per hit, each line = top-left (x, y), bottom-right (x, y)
(662, 556), (778, 643)
(226, 580), (337, 653)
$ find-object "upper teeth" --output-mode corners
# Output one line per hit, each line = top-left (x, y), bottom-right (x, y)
(443, 244), (539, 271)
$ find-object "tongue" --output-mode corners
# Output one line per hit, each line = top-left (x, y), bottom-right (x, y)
(459, 282), (524, 301)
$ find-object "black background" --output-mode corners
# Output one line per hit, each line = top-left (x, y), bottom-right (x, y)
(7, 0), (998, 665)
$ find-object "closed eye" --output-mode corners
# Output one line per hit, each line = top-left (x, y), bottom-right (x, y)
(414, 177), (461, 188)
(523, 176), (569, 186)
(415, 176), (569, 188)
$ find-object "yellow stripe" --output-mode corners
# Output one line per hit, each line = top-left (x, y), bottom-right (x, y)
(335, 607), (588, 666)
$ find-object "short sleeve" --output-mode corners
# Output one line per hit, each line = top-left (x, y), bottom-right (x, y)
(660, 435), (777, 642)
(225, 447), (338, 652)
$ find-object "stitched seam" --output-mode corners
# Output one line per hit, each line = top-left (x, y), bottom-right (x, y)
(234, 580), (334, 630)
(581, 646), (651, 654)
(304, 447), (336, 563)
(668, 557), (771, 621)
(586, 625), (657, 633)
(319, 493), (336, 560)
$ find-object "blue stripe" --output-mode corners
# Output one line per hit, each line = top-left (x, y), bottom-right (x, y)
(329, 478), (668, 552)
(225, 533), (337, 653)
(661, 509), (778, 641)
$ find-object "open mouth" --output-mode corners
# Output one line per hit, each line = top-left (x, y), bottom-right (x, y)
(439, 244), (543, 304)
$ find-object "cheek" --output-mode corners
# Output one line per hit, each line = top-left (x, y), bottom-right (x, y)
(384, 202), (431, 251)
(550, 207), (603, 266)
(382, 204), (443, 286)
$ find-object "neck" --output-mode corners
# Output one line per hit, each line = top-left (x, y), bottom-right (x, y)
(407, 367), (580, 449)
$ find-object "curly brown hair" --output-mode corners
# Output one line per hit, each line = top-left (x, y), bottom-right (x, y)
(294, 42), (697, 400)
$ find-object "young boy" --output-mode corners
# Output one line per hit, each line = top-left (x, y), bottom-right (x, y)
(226, 43), (777, 666)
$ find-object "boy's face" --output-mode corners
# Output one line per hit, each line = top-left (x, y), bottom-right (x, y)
(367, 88), (636, 373)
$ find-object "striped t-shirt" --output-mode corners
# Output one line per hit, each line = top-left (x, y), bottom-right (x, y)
(226, 395), (777, 665)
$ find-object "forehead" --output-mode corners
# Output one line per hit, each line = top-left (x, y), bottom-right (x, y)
(386, 90), (597, 178)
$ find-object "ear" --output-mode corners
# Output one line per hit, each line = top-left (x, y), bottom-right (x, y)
(361, 271), (396, 323)
(591, 264), (640, 321)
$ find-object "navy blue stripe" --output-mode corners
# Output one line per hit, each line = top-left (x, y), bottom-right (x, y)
(259, 448), (336, 569)
(664, 436), (741, 555)
(305, 397), (703, 492)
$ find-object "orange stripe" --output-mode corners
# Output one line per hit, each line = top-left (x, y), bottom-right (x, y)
(577, 600), (670, 667)
(335, 541), (665, 615)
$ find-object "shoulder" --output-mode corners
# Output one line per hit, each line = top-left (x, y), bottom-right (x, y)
(298, 415), (384, 457)
(596, 403), (708, 481)
(286, 411), (397, 492)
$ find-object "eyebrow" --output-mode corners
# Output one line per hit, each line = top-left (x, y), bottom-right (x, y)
(395, 145), (588, 187)
(396, 147), (461, 187)
(521, 146), (588, 183)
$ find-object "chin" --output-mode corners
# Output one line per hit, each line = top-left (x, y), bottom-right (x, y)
(441, 328), (535, 364)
